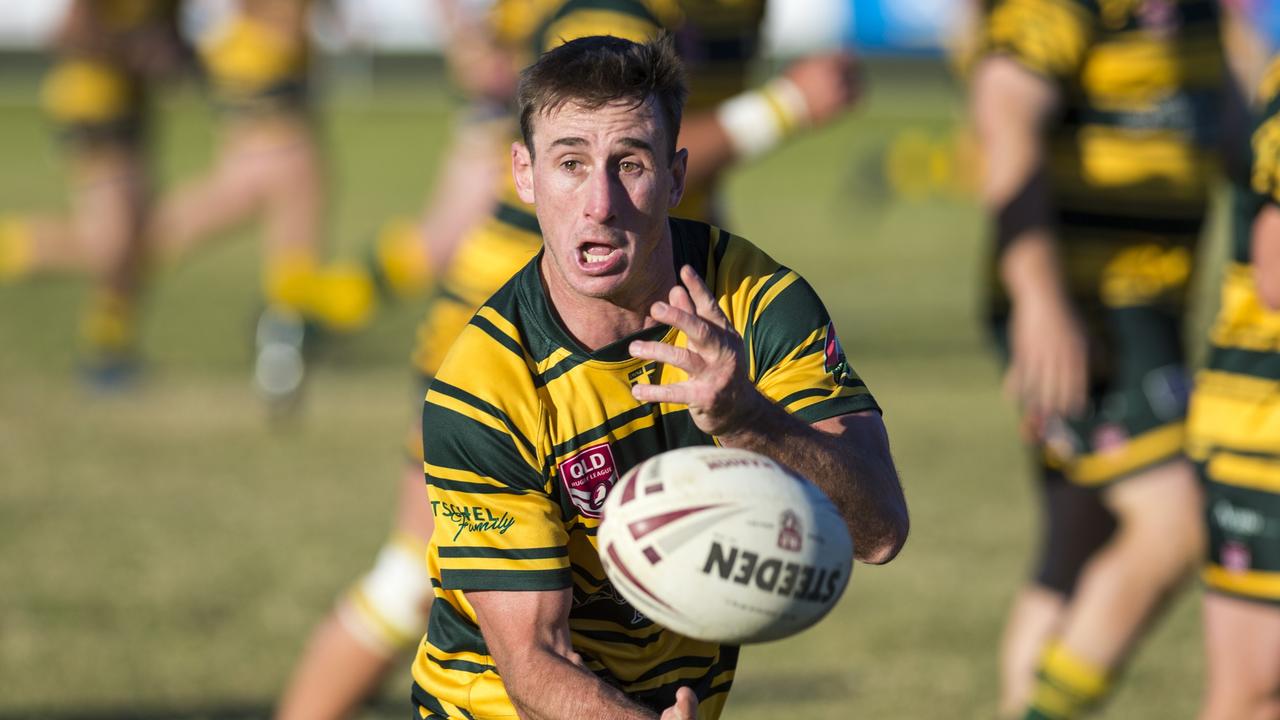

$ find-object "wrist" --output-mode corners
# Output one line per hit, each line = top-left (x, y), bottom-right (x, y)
(713, 388), (774, 444)
(715, 76), (811, 160)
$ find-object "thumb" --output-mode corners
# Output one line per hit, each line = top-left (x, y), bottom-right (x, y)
(660, 687), (698, 720)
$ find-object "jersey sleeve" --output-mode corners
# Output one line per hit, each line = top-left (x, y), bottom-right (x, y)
(983, 0), (1100, 82)
(745, 270), (880, 424)
(424, 379), (570, 592)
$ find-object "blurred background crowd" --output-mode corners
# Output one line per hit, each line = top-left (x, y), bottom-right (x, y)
(2, 1), (1279, 718)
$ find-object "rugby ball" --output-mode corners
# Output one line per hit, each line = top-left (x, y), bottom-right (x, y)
(597, 446), (853, 644)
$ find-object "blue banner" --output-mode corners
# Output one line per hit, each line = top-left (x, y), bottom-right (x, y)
(844, 0), (962, 55)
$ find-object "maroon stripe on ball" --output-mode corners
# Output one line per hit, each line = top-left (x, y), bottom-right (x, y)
(642, 546), (662, 564)
(605, 542), (674, 610)
(644, 482), (664, 494)
(619, 469), (639, 505)
(627, 504), (725, 540)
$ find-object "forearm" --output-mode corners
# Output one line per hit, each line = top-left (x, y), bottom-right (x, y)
(719, 400), (906, 564)
(504, 648), (657, 720)
(1253, 204), (1280, 310)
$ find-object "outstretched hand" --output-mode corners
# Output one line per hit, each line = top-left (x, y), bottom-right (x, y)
(629, 265), (761, 437)
(659, 687), (698, 720)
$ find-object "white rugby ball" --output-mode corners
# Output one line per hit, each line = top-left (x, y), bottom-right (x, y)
(597, 446), (853, 644)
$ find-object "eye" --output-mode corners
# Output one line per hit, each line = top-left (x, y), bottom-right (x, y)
(560, 159), (582, 173)
(619, 160), (642, 174)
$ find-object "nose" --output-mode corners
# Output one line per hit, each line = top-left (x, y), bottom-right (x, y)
(583, 166), (617, 224)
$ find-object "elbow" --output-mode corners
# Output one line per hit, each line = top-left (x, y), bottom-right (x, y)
(863, 511), (910, 565)
(849, 501), (909, 566)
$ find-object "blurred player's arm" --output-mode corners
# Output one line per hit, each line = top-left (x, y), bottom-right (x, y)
(53, 0), (110, 55)
(972, 55), (1087, 421)
(467, 588), (696, 720)
(1254, 205), (1280, 310)
(678, 51), (862, 187)
(630, 267), (908, 565)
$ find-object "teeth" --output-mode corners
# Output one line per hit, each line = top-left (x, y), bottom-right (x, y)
(583, 248), (613, 263)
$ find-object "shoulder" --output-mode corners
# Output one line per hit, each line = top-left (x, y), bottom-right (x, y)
(429, 277), (541, 423)
(983, 0), (1101, 79)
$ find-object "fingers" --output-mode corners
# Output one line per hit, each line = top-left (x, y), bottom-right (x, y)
(649, 300), (715, 347)
(679, 265), (729, 328)
(668, 281), (695, 315)
(1006, 343), (1088, 435)
(629, 339), (699, 373)
(631, 380), (693, 405)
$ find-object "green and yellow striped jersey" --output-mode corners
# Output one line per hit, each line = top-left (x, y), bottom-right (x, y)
(1197, 54), (1280, 397)
(983, 0), (1226, 301)
(1235, 56), (1280, 265)
(411, 218), (878, 720)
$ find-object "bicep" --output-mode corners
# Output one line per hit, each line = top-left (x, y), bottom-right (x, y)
(468, 587), (576, 665)
(812, 411), (891, 464)
(971, 57), (1060, 205)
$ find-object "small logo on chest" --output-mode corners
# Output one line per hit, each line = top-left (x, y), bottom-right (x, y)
(559, 443), (619, 518)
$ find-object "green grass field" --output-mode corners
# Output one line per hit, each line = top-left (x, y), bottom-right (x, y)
(0, 61), (1211, 718)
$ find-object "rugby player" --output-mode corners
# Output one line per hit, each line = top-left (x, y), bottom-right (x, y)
(148, 0), (373, 409)
(1186, 49), (1280, 720)
(407, 34), (906, 719)
(2, 0), (372, 402)
(277, 2), (864, 717)
(0, 0), (183, 383)
(971, 0), (1225, 717)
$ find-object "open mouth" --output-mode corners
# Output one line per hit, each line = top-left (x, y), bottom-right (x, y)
(578, 243), (623, 273)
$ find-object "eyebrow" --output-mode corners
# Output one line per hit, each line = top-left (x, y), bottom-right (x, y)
(619, 137), (655, 154)
(546, 137), (656, 154)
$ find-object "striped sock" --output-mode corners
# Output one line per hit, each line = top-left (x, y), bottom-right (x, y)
(1024, 642), (1110, 720)
(79, 289), (136, 358)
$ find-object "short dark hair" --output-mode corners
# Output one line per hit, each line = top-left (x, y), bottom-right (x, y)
(517, 34), (687, 159)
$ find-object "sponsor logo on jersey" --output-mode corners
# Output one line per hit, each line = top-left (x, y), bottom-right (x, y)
(1092, 423), (1130, 454)
(560, 443), (618, 518)
(1213, 499), (1266, 537)
(823, 321), (860, 387)
(778, 510), (803, 552)
(430, 501), (517, 540)
(1221, 540), (1252, 573)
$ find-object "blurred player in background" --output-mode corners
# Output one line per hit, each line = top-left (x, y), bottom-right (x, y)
(971, 0), (1226, 717)
(0, 0), (183, 384)
(1, 0), (373, 406)
(151, 0), (373, 410)
(1186, 16), (1280, 720)
(276, 1), (865, 717)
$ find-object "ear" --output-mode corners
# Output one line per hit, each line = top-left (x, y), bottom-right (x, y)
(667, 147), (688, 209)
(512, 141), (535, 204)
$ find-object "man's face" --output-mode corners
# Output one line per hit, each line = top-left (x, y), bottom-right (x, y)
(513, 97), (687, 308)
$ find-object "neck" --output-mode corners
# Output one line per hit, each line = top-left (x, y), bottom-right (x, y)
(543, 229), (678, 352)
